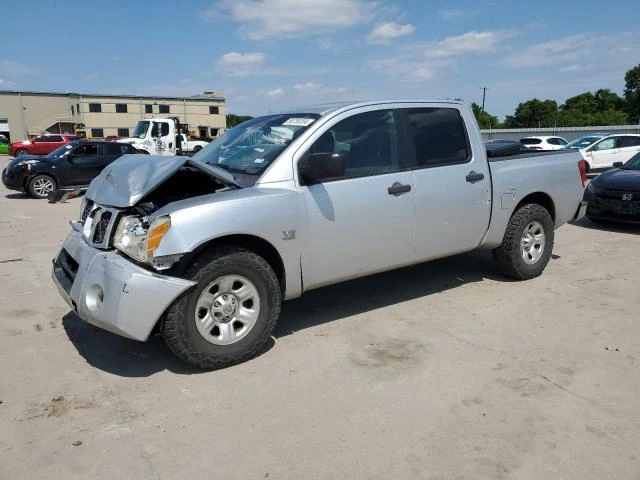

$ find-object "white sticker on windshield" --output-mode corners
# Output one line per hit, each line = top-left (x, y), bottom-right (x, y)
(254, 158), (265, 164)
(254, 147), (265, 152)
(282, 118), (315, 127)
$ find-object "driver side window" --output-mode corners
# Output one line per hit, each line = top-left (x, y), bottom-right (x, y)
(74, 144), (98, 156)
(301, 109), (398, 182)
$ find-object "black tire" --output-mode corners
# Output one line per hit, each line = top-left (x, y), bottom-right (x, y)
(192, 145), (202, 153)
(27, 174), (57, 199)
(492, 203), (554, 280)
(15, 148), (28, 156)
(162, 246), (281, 369)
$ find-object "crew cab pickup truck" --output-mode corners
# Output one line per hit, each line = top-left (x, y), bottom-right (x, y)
(52, 101), (588, 369)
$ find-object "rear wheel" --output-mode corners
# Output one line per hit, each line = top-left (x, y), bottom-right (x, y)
(162, 246), (281, 369)
(15, 148), (28, 156)
(27, 174), (57, 199)
(493, 203), (554, 280)
(192, 145), (202, 153)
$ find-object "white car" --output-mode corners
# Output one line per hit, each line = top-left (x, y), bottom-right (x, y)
(580, 134), (640, 171)
(520, 136), (569, 150)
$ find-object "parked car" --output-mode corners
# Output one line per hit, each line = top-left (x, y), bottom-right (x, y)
(520, 136), (568, 150)
(2, 140), (138, 198)
(52, 100), (587, 369)
(580, 134), (640, 172)
(9, 134), (81, 157)
(584, 152), (640, 223)
(0, 137), (8, 155)
(561, 133), (609, 150)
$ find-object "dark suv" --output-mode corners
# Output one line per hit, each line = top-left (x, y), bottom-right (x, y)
(2, 140), (138, 198)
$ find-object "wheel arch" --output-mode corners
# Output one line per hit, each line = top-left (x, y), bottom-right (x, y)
(170, 234), (286, 294)
(514, 191), (555, 222)
(24, 171), (58, 190)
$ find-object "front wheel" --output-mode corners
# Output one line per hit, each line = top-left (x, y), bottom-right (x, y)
(192, 145), (202, 153)
(15, 148), (29, 156)
(493, 203), (554, 280)
(27, 174), (57, 199)
(162, 246), (281, 369)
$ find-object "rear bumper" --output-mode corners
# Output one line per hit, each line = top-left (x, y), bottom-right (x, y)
(52, 229), (195, 341)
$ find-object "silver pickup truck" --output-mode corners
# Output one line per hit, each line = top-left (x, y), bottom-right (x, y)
(52, 100), (588, 369)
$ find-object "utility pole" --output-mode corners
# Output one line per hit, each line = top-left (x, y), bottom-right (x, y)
(481, 87), (488, 112)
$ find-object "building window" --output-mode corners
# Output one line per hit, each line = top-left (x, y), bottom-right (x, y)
(115, 103), (128, 113)
(210, 128), (219, 137)
(71, 105), (75, 115)
(89, 103), (101, 113)
(91, 128), (104, 138)
(117, 128), (130, 137)
(145, 104), (153, 114)
(77, 103), (80, 113)
(159, 104), (170, 114)
(209, 106), (219, 114)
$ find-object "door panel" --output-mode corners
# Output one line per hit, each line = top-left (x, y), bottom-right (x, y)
(402, 107), (491, 261)
(68, 144), (100, 185)
(301, 173), (414, 289)
(297, 108), (415, 290)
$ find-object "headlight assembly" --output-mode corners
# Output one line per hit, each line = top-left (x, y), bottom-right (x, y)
(17, 159), (40, 168)
(113, 215), (171, 263)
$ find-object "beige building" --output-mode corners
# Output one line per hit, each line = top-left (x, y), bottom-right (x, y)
(0, 90), (226, 141)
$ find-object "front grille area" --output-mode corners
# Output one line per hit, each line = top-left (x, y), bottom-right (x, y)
(82, 203), (120, 249)
(81, 199), (94, 223)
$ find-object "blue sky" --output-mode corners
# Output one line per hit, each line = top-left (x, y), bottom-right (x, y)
(1, 0), (639, 118)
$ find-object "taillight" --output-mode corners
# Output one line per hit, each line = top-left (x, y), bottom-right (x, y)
(578, 159), (587, 187)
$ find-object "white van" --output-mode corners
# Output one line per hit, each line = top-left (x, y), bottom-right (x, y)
(581, 134), (640, 171)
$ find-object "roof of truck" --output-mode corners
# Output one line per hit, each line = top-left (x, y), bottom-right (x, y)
(274, 99), (466, 116)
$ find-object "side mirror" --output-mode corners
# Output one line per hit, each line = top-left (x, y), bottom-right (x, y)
(298, 152), (345, 184)
(613, 162), (623, 168)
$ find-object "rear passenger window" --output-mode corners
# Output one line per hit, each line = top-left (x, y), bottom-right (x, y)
(619, 136), (640, 147)
(406, 108), (470, 167)
(302, 109), (399, 181)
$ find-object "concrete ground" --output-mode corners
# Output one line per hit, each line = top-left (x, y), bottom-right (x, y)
(1, 154), (639, 480)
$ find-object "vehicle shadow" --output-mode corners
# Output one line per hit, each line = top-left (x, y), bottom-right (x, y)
(275, 249), (507, 337)
(570, 217), (640, 235)
(62, 312), (275, 377)
(5, 193), (33, 200)
(61, 249), (509, 376)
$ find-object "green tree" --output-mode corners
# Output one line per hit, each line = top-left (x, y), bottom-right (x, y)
(502, 99), (559, 128)
(624, 64), (640, 124)
(471, 102), (500, 129)
(226, 114), (253, 129)
(557, 89), (627, 126)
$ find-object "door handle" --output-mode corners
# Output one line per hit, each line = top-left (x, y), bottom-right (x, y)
(388, 182), (411, 195)
(466, 171), (485, 183)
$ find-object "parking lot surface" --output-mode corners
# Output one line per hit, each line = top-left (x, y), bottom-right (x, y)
(1, 154), (639, 479)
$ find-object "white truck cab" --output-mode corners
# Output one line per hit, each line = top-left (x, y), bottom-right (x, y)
(118, 118), (210, 156)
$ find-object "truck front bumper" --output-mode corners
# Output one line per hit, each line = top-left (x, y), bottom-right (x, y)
(52, 229), (195, 341)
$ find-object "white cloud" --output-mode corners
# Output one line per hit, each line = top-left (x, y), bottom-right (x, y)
(439, 8), (466, 20)
(267, 87), (284, 96)
(112, 54), (121, 61)
(367, 22), (415, 44)
(0, 78), (16, 87)
(0, 59), (35, 76)
(294, 81), (320, 92)
(558, 64), (593, 73)
(503, 33), (639, 70)
(205, 0), (377, 39)
(425, 30), (513, 58)
(369, 30), (513, 83)
(218, 51), (265, 76)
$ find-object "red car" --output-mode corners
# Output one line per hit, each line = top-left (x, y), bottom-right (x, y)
(9, 134), (81, 157)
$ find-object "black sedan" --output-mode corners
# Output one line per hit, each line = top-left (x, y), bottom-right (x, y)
(584, 152), (640, 224)
(2, 140), (138, 199)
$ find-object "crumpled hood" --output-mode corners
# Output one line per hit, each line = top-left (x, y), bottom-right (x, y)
(85, 154), (239, 208)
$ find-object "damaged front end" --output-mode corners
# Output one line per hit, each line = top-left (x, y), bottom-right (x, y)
(52, 154), (240, 341)
(80, 154), (240, 271)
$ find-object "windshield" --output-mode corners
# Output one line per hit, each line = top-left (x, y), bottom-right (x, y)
(45, 141), (79, 158)
(562, 136), (603, 149)
(131, 121), (150, 139)
(622, 152), (640, 170)
(192, 113), (320, 187)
